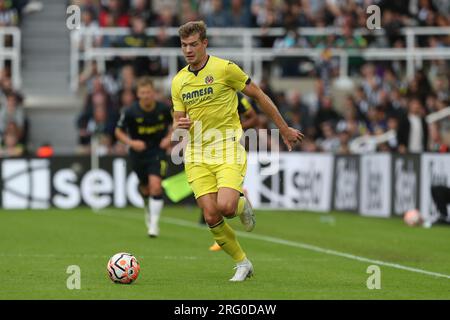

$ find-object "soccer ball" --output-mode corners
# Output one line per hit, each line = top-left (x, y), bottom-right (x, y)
(403, 209), (422, 227)
(107, 252), (140, 284)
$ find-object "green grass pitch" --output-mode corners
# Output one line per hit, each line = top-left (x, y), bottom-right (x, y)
(1, 206), (449, 299)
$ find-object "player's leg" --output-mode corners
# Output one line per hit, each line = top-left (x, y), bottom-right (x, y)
(216, 163), (255, 232)
(216, 187), (240, 218)
(146, 158), (168, 237)
(214, 161), (254, 281)
(207, 187), (251, 252)
(131, 158), (152, 232)
(215, 187), (253, 281)
(217, 189), (254, 231)
(187, 163), (249, 277)
(198, 208), (222, 251)
(138, 182), (151, 230)
(431, 186), (450, 223)
(196, 193), (246, 265)
(148, 174), (163, 237)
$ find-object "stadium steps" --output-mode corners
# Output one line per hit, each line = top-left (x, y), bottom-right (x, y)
(20, 0), (82, 154)
(21, 0), (73, 97)
(25, 105), (81, 155)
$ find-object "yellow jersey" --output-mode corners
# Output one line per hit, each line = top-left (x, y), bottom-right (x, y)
(171, 55), (250, 164)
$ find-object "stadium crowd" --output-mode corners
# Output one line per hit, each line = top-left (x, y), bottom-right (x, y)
(75, 63), (450, 155)
(0, 0), (42, 157)
(70, 0), (450, 33)
(73, 0), (450, 156)
(2, 0), (449, 157)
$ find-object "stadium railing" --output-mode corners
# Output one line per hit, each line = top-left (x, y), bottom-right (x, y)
(350, 106), (450, 153)
(0, 27), (21, 90)
(70, 26), (450, 92)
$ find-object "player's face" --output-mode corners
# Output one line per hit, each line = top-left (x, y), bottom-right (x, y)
(180, 33), (208, 66)
(137, 84), (155, 106)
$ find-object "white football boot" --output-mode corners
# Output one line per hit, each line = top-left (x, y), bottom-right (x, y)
(148, 217), (159, 238)
(148, 221), (159, 238)
(229, 258), (254, 282)
(239, 195), (255, 232)
(144, 201), (157, 238)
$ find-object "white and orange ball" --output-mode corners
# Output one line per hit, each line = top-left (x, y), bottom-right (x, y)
(107, 252), (140, 284)
(403, 209), (423, 227)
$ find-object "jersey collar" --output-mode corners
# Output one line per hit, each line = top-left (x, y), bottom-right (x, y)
(138, 101), (156, 113)
(188, 55), (210, 76)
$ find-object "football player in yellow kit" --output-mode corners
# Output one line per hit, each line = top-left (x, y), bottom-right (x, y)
(171, 21), (303, 281)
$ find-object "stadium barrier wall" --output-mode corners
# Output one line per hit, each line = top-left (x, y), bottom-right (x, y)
(0, 153), (448, 221)
(332, 155), (360, 213)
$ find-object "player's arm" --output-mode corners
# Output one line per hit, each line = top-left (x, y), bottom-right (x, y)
(159, 125), (173, 150)
(170, 111), (191, 152)
(171, 77), (192, 152)
(115, 127), (146, 152)
(114, 111), (146, 152)
(160, 109), (175, 150)
(225, 61), (303, 150)
(171, 76), (191, 131)
(173, 111), (192, 130)
(242, 82), (304, 151)
(237, 94), (259, 129)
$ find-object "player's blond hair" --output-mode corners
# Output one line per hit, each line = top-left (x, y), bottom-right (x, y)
(136, 76), (154, 88)
(178, 21), (207, 41)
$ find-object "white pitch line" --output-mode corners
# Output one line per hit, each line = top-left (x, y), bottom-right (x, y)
(161, 216), (450, 280)
(96, 210), (450, 280)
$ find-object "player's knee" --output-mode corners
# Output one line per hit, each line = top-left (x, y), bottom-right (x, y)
(204, 214), (222, 226)
(202, 206), (221, 225)
(150, 186), (163, 197)
(138, 184), (149, 197)
(149, 180), (162, 196)
(217, 201), (237, 217)
(204, 214), (223, 226)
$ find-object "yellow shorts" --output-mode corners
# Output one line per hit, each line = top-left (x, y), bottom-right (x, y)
(185, 159), (247, 199)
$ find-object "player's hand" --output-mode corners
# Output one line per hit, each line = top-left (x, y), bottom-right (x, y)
(280, 127), (304, 152)
(176, 117), (192, 130)
(129, 140), (146, 152)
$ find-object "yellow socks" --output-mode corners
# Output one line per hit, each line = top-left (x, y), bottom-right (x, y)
(209, 219), (246, 263)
